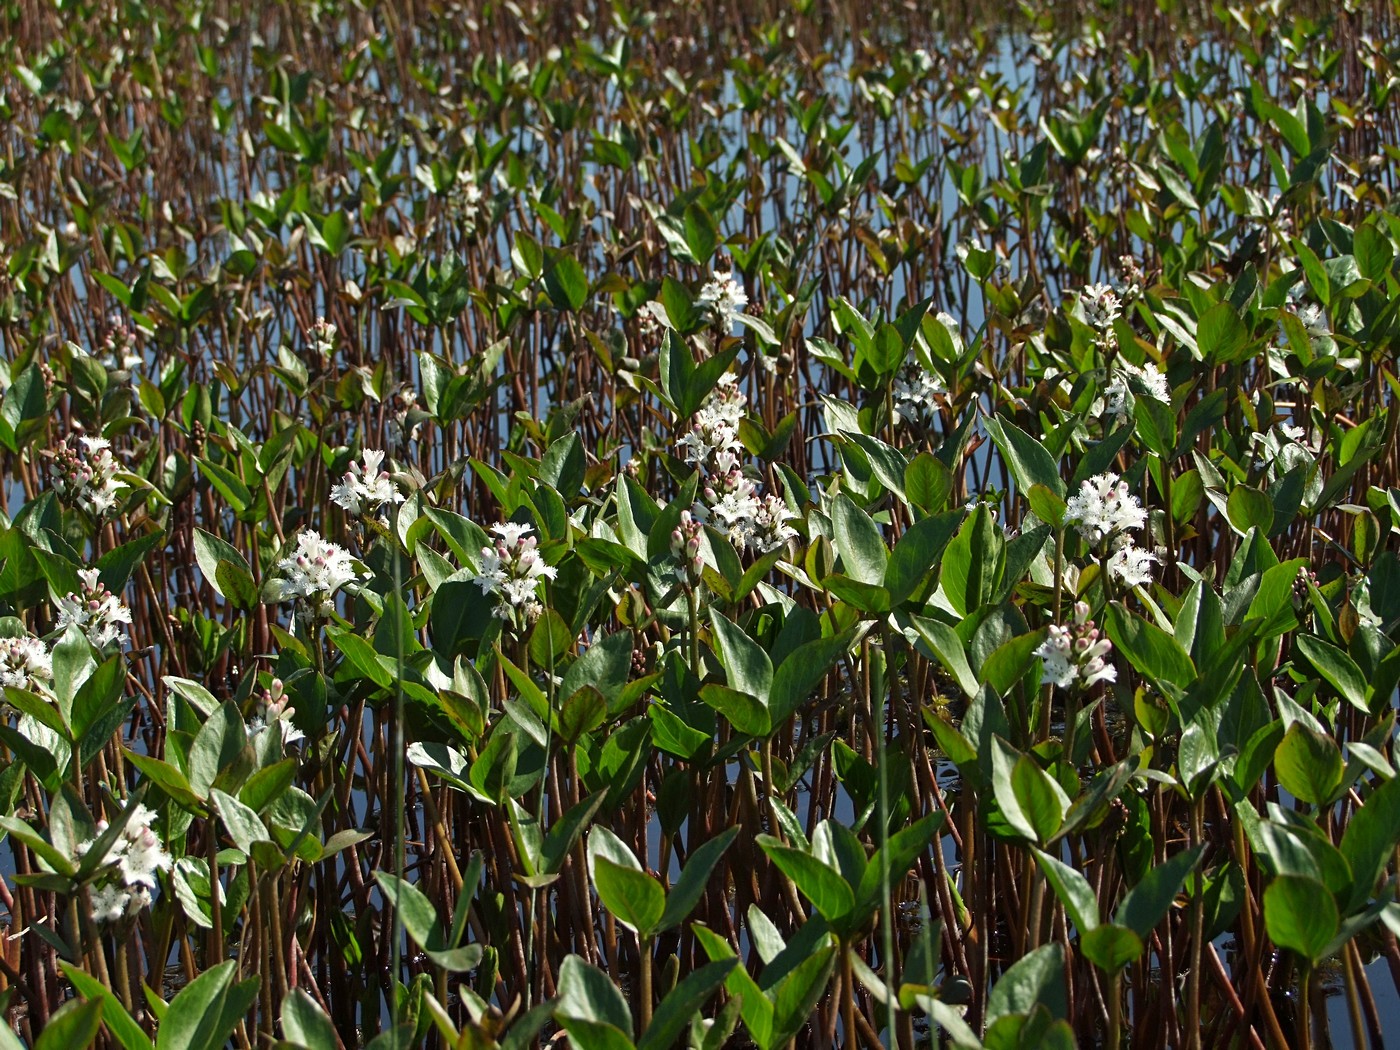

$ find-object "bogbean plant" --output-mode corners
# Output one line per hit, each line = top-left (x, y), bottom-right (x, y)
(2, 0), (1400, 1047)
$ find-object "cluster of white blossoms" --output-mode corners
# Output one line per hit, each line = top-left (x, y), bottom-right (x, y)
(50, 435), (127, 519)
(1102, 359), (1171, 421)
(680, 375), (799, 555)
(79, 804), (171, 926)
(696, 270), (748, 332)
(1035, 602), (1116, 690)
(307, 317), (337, 361)
(450, 169), (486, 226)
(0, 635), (52, 691)
(1064, 472), (1158, 588)
(386, 383), (424, 447)
(271, 530), (361, 615)
(679, 373), (746, 473)
(57, 569), (133, 649)
(248, 677), (304, 747)
(1079, 283), (1122, 331)
(892, 359), (946, 427)
(472, 523), (558, 622)
(330, 449), (405, 517)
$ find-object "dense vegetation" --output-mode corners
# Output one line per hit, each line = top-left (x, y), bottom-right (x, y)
(2, 0), (1400, 1046)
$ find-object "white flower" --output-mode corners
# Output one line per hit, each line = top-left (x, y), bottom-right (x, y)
(1064, 473), (1147, 548)
(891, 359), (945, 426)
(1080, 283), (1122, 331)
(249, 678), (304, 747)
(750, 494), (800, 555)
(0, 635), (52, 691)
(80, 802), (170, 925)
(697, 271), (748, 332)
(1107, 541), (1157, 588)
(56, 569), (132, 649)
(272, 530), (361, 614)
(637, 300), (673, 337)
(678, 373), (747, 475)
(330, 448), (405, 517)
(49, 434), (127, 519)
(1035, 602), (1116, 689)
(1102, 360), (1170, 420)
(307, 317), (336, 360)
(90, 883), (130, 925)
(472, 524), (557, 622)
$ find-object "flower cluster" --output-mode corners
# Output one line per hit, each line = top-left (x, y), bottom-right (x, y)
(80, 803), (171, 926)
(1102, 359), (1170, 421)
(891, 358), (945, 427)
(387, 383), (423, 447)
(307, 317), (337, 362)
(670, 511), (704, 581)
(679, 374), (800, 556)
(472, 523), (557, 622)
(1035, 602), (1116, 690)
(330, 449), (405, 517)
(679, 373), (746, 473)
(49, 434), (127, 519)
(450, 169), (486, 226)
(99, 317), (141, 372)
(1064, 472), (1158, 588)
(57, 569), (133, 649)
(1065, 473), (1147, 546)
(0, 635), (52, 691)
(249, 677), (304, 747)
(271, 530), (361, 615)
(1079, 283), (1122, 331)
(697, 270), (748, 332)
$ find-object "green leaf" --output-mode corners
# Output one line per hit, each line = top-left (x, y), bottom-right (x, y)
(1295, 635), (1369, 712)
(1080, 924), (1144, 973)
(544, 253), (588, 311)
(374, 871), (445, 953)
(555, 955), (634, 1039)
(985, 943), (1067, 1023)
(904, 453), (952, 513)
(710, 613), (773, 702)
(1011, 754), (1069, 843)
(1341, 774), (1400, 912)
(33, 997), (103, 1050)
(1274, 723), (1344, 806)
(885, 512), (960, 604)
(1033, 849), (1099, 933)
(831, 495), (888, 586)
(638, 959), (735, 1050)
(1197, 301), (1249, 363)
(281, 989), (337, 1049)
(1104, 603), (1195, 689)
(1227, 486), (1274, 535)
(1264, 875), (1338, 965)
(658, 826), (740, 933)
(1117, 845), (1203, 939)
(769, 631), (852, 726)
(155, 960), (238, 1050)
(594, 857), (666, 937)
(61, 963), (154, 1050)
(756, 836), (854, 922)
(210, 788), (271, 857)
(983, 416), (1065, 497)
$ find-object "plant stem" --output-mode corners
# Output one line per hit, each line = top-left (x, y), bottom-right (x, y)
(638, 934), (653, 1033)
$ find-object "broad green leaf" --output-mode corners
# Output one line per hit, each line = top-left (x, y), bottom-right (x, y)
(1264, 875), (1338, 965)
(1274, 723), (1344, 806)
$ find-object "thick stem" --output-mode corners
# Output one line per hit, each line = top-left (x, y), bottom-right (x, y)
(638, 934), (653, 1033)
